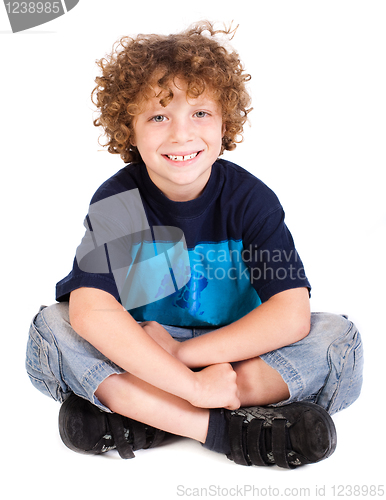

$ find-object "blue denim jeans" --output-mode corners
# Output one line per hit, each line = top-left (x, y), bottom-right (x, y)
(25, 303), (363, 415)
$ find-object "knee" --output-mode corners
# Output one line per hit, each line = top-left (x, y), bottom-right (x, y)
(304, 313), (359, 356)
(39, 302), (71, 330)
(315, 316), (364, 414)
(310, 312), (352, 338)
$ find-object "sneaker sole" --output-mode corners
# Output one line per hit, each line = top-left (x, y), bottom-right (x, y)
(58, 394), (108, 455)
(288, 402), (337, 462)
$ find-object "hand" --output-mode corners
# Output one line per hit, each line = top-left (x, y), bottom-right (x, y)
(190, 363), (240, 410)
(140, 321), (180, 358)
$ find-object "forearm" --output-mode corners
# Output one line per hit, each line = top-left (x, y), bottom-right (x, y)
(176, 287), (311, 368)
(69, 287), (240, 410)
(69, 288), (198, 403)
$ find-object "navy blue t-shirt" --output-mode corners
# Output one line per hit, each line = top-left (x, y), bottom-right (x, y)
(56, 159), (310, 327)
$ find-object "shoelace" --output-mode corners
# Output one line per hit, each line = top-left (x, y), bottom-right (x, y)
(228, 415), (301, 469)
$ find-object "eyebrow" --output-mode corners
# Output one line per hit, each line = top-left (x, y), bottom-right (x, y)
(145, 96), (220, 112)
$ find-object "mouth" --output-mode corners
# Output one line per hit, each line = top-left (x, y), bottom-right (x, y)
(163, 151), (201, 162)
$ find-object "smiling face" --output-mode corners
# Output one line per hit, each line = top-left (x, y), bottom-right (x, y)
(132, 81), (224, 201)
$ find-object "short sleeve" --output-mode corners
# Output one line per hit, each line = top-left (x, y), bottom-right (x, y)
(243, 206), (311, 302)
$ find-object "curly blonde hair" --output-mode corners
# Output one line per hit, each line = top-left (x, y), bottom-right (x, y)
(92, 21), (252, 163)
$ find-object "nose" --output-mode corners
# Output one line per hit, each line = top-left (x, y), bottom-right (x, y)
(169, 116), (195, 145)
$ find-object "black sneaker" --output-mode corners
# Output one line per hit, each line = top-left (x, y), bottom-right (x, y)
(225, 402), (337, 468)
(58, 393), (166, 459)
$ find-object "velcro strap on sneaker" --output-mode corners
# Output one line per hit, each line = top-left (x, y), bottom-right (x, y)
(247, 419), (270, 466)
(228, 415), (250, 466)
(107, 413), (135, 459)
(130, 419), (147, 451)
(145, 428), (166, 449)
(271, 419), (291, 469)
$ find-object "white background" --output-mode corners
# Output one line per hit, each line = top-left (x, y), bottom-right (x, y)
(1, 1), (385, 498)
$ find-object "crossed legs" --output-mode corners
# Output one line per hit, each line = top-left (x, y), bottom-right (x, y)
(95, 356), (290, 443)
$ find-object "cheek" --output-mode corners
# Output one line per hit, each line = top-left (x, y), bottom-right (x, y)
(204, 121), (224, 143)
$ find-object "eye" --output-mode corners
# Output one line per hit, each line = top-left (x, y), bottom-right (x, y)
(194, 111), (209, 118)
(151, 115), (167, 123)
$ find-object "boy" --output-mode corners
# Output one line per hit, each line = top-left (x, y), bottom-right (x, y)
(26, 22), (363, 468)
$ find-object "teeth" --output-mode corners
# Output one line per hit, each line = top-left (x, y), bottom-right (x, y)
(167, 152), (198, 161)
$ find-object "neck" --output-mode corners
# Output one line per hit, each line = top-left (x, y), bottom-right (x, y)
(146, 168), (212, 202)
